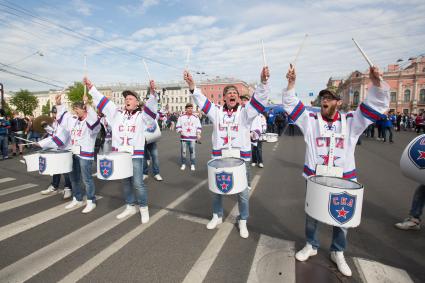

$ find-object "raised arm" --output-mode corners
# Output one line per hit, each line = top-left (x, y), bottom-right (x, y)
(142, 80), (159, 122)
(84, 77), (119, 122)
(184, 70), (218, 124)
(242, 67), (270, 125)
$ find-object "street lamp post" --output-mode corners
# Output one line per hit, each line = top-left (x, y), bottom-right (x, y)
(0, 83), (4, 109)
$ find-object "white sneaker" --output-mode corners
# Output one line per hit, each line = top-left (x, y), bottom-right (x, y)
(258, 163), (264, 168)
(82, 200), (96, 213)
(63, 188), (72, 199)
(238, 219), (249, 238)
(154, 174), (163, 181)
(395, 217), (421, 230)
(140, 206), (150, 223)
(180, 164), (186, 170)
(295, 243), (317, 261)
(41, 185), (57, 195)
(251, 163), (256, 167)
(206, 214), (222, 229)
(247, 186), (252, 190)
(65, 197), (83, 209)
(190, 165), (195, 171)
(116, 205), (137, 219)
(143, 174), (148, 180)
(330, 251), (352, 277)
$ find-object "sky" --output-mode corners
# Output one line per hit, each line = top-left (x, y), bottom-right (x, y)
(1, 0), (425, 103)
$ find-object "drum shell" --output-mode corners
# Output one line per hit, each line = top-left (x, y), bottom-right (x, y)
(207, 157), (247, 195)
(97, 152), (133, 180)
(400, 134), (425, 184)
(23, 153), (40, 172)
(305, 176), (364, 228)
(39, 150), (73, 175)
(266, 133), (278, 143)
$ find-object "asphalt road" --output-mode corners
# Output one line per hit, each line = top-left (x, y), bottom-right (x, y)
(0, 125), (423, 283)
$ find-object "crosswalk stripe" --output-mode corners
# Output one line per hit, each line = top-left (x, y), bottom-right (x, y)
(0, 178), (15, 184)
(0, 183), (38, 197)
(0, 206), (125, 283)
(0, 192), (52, 213)
(247, 235), (295, 283)
(0, 196), (103, 242)
(58, 179), (208, 283)
(182, 175), (261, 283)
(353, 257), (413, 283)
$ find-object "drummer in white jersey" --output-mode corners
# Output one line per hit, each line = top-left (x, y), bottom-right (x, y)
(176, 103), (202, 171)
(183, 67), (270, 238)
(84, 77), (158, 223)
(282, 64), (389, 276)
(37, 95), (101, 213)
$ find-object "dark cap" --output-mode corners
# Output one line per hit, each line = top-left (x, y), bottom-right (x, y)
(239, 94), (250, 100)
(318, 89), (341, 100)
(51, 106), (57, 113)
(185, 103), (193, 109)
(122, 90), (139, 101)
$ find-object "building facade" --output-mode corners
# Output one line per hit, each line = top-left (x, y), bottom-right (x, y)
(333, 56), (425, 114)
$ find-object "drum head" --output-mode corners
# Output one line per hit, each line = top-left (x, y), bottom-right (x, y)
(208, 157), (245, 168)
(309, 175), (362, 190)
(40, 149), (71, 154)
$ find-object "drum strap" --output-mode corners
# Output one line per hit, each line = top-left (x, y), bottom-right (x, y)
(317, 112), (346, 171)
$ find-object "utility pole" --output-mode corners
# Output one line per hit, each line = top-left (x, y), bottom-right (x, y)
(0, 83), (4, 109)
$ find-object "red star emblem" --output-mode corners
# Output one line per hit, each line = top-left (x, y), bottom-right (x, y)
(418, 150), (425, 160)
(103, 169), (109, 175)
(221, 136), (229, 145)
(320, 155), (340, 166)
(185, 128), (191, 133)
(221, 183), (228, 190)
(336, 207), (348, 218)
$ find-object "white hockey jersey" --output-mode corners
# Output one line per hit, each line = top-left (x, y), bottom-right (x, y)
(176, 114), (202, 141)
(250, 113), (267, 144)
(282, 82), (390, 180)
(89, 86), (158, 159)
(191, 83), (269, 161)
(38, 113), (71, 151)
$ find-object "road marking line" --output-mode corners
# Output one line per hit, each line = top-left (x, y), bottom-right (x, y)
(0, 206), (125, 283)
(0, 178), (15, 184)
(0, 192), (53, 213)
(247, 235), (295, 283)
(353, 257), (413, 283)
(182, 175), (261, 283)
(168, 211), (209, 225)
(58, 179), (208, 283)
(0, 196), (103, 241)
(0, 183), (38, 197)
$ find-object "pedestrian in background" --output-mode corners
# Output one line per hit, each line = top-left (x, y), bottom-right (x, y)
(0, 109), (10, 160)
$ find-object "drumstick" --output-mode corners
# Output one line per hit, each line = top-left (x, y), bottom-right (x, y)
(142, 59), (152, 81)
(83, 54), (87, 97)
(185, 47), (191, 71)
(293, 33), (308, 65)
(261, 40), (267, 67)
(352, 38), (374, 67)
(13, 136), (35, 144)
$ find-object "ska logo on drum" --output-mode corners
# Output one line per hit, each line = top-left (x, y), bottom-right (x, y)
(408, 137), (425, 169)
(99, 158), (113, 179)
(146, 122), (157, 133)
(215, 172), (233, 193)
(328, 191), (356, 225)
(39, 156), (47, 173)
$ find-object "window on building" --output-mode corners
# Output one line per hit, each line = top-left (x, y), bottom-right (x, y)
(218, 94), (221, 99)
(420, 89), (425, 103)
(423, 67), (425, 73)
(171, 97), (174, 103)
(390, 92), (397, 103)
(353, 91), (360, 105)
(403, 109), (409, 114)
(211, 87), (213, 90)
(185, 90), (187, 94)
(404, 89), (411, 102)
(210, 95), (214, 99)
(171, 106), (174, 112)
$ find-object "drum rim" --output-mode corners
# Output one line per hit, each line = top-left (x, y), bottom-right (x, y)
(308, 175), (363, 190)
(207, 157), (245, 168)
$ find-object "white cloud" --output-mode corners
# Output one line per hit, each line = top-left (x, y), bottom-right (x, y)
(73, 0), (92, 16)
(120, 0), (160, 15)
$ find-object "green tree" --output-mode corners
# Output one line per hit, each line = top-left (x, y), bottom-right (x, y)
(67, 82), (91, 104)
(41, 99), (51, 115)
(2, 102), (13, 117)
(10, 89), (38, 116)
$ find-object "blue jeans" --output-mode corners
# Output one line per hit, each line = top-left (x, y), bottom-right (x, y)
(213, 188), (249, 220)
(69, 155), (96, 202)
(409, 185), (425, 220)
(0, 135), (8, 158)
(52, 173), (72, 189)
(143, 142), (160, 175)
(252, 142), (263, 163)
(180, 140), (196, 165)
(305, 214), (347, 252)
(123, 158), (147, 207)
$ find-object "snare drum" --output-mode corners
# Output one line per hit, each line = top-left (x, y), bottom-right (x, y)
(207, 157), (247, 194)
(400, 134), (425, 184)
(305, 175), (364, 228)
(266, 133), (278, 143)
(23, 152), (40, 172)
(97, 152), (133, 180)
(39, 150), (73, 175)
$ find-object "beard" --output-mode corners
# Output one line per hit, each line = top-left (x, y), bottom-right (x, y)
(321, 104), (337, 120)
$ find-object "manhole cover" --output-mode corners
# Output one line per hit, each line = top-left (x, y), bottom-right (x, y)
(296, 261), (343, 283)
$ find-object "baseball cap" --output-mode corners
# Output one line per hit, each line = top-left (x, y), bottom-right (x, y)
(318, 89), (341, 100)
(122, 90), (140, 101)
